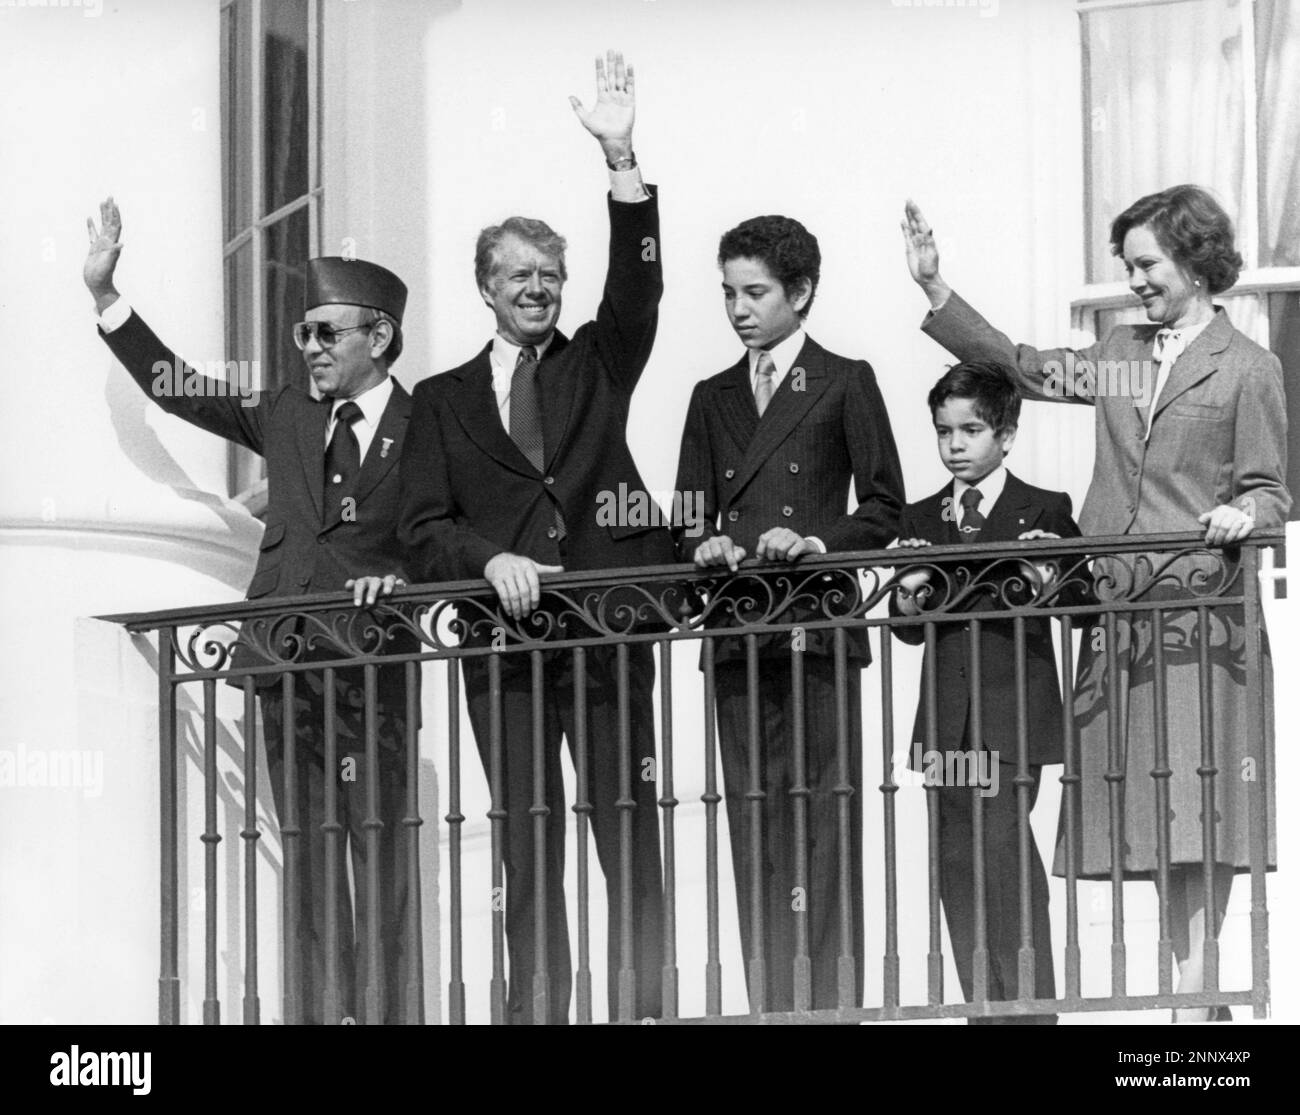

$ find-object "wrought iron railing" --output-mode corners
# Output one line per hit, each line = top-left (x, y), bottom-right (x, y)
(106, 530), (1280, 1024)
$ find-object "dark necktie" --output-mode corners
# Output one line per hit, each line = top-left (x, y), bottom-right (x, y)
(509, 345), (566, 542)
(510, 345), (545, 470)
(959, 486), (985, 540)
(324, 400), (363, 495)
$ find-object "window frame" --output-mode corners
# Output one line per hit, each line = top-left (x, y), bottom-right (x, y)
(221, 0), (324, 517)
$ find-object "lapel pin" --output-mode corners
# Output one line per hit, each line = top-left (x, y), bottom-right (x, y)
(380, 437), (394, 459)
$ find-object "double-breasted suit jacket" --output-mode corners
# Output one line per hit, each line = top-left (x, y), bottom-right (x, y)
(891, 471), (1082, 767)
(921, 291), (1288, 877)
(673, 337), (904, 663)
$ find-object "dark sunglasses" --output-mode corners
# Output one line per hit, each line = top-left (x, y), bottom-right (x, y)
(292, 321), (373, 350)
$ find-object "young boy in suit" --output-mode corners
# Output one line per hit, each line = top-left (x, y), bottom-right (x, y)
(891, 360), (1082, 1023)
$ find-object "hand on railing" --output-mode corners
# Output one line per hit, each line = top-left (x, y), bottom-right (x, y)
(892, 538), (934, 616)
(1015, 529), (1062, 589)
(346, 574), (406, 608)
(484, 553), (565, 620)
(692, 535), (747, 573)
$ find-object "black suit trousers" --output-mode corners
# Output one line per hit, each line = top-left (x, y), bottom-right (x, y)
(714, 655), (864, 1013)
(260, 665), (419, 1025)
(463, 641), (664, 1024)
(935, 758), (1056, 1020)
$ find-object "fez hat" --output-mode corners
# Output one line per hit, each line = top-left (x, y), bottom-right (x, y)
(305, 257), (408, 323)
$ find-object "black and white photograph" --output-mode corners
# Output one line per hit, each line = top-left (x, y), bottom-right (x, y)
(1, 0), (1297, 1082)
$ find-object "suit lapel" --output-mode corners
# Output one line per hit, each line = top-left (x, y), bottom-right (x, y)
(715, 354), (759, 452)
(446, 345), (539, 477)
(732, 339), (831, 496)
(296, 395), (329, 522)
(326, 381), (411, 529)
(1151, 308), (1231, 420)
(537, 330), (574, 473)
(980, 472), (1041, 541)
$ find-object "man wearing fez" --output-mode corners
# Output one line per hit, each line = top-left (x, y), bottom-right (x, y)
(397, 51), (670, 1024)
(84, 198), (417, 1024)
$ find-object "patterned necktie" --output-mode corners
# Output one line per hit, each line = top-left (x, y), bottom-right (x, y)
(959, 486), (985, 540)
(509, 345), (545, 470)
(754, 350), (776, 417)
(324, 399), (363, 493)
(509, 344), (566, 542)
(1144, 328), (1187, 439)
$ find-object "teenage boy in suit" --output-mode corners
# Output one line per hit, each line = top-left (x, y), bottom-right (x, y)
(891, 360), (1081, 1023)
(673, 214), (904, 1013)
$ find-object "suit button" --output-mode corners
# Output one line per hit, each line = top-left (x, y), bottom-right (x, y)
(299, 576), (310, 588)
(317, 535), (327, 545)
(789, 463), (799, 474)
(725, 469), (735, 480)
(782, 506), (793, 517)
(727, 510), (739, 523)
(544, 476), (555, 485)
(547, 526), (559, 539)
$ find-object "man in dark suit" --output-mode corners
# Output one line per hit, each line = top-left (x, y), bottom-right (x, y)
(398, 51), (670, 1024)
(672, 215), (904, 1013)
(84, 198), (417, 1024)
(891, 360), (1081, 1022)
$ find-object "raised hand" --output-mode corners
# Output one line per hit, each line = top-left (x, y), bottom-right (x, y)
(900, 199), (951, 309)
(569, 49), (635, 160)
(85, 196), (124, 308)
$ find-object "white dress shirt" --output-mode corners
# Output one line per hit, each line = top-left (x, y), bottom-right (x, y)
(1144, 317), (1211, 440)
(326, 375), (393, 463)
(489, 333), (555, 430)
(952, 463), (1007, 526)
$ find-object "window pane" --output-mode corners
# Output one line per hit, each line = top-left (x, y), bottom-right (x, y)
(1095, 304), (1151, 338)
(263, 208), (310, 397)
(225, 239), (261, 494)
(1082, 0), (1245, 282)
(1257, 0), (1300, 267)
(263, 0), (310, 216)
(220, 0), (252, 241)
(1269, 290), (1300, 521)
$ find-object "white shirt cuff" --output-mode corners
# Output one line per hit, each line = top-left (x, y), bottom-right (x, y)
(608, 166), (649, 203)
(98, 297), (132, 333)
(806, 536), (827, 554)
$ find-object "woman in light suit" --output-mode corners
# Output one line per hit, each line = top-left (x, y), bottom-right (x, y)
(901, 185), (1288, 1022)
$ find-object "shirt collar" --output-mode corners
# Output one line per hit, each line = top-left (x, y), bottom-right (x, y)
(747, 326), (807, 381)
(953, 463), (1007, 512)
(331, 375), (392, 427)
(492, 331), (554, 372)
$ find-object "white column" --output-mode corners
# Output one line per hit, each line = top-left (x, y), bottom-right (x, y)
(0, 0), (262, 1023)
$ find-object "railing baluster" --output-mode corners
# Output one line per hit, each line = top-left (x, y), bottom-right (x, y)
(658, 640), (680, 1020)
(404, 659), (424, 1024)
(1197, 606), (1219, 996)
(790, 643), (811, 1013)
(158, 627), (180, 1026)
(201, 677), (221, 1025)
(363, 664), (382, 1025)
(1151, 608), (1174, 997)
(968, 619), (988, 1012)
(1104, 610), (1126, 998)
(322, 667), (342, 1025)
(572, 647), (593, 1025)
(1058, 615), (1081, 1000)
(1242, 544), (1270, 1020)
(702, 637), (722, 1017)
(833, 626), (855, 1011)
(616, 642), (636, 1023)
(487, 654), (507, 1025)
(446, 660), (466, 1025)
(529, 650), (549, 1026)
(744, 632), (765, 1016)
(242, 677), (260, 1025)
(878, 627), (899, 1016)
(1013, 616), (1035, 1008)
(280, 671), (301, 1026)
(924, 622), (943, 1007)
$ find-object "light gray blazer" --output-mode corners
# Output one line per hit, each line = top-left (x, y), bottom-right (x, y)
(922, 291), (1290, 536)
